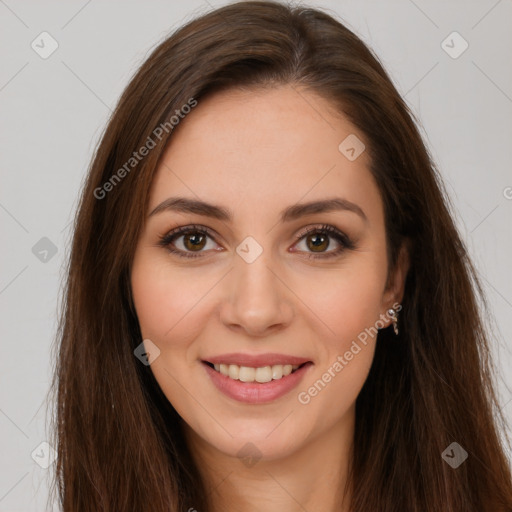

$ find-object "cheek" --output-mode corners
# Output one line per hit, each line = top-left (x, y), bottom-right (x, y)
(292, 260), (384, 406)
(300, 260), (386, 348)
(131, 253), (216, 346)
(295, 281), (380, 424)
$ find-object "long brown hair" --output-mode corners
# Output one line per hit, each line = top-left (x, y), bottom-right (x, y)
(48, 1), (512, 510)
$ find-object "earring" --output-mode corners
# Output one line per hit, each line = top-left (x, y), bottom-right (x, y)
(387, 307), (400, 335)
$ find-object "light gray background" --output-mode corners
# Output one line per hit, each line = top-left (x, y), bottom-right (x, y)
(1, 0), (511, 510)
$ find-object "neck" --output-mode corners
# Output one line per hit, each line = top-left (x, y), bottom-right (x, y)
(182, 410), (354, 512)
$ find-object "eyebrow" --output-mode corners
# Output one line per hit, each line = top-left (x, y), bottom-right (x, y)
(148, 196), (368, 224)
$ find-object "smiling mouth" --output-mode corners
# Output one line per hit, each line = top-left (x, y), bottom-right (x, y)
(203, 361), (311, 383)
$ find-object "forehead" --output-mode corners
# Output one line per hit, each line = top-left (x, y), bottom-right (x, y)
(149, 85), (382, 223)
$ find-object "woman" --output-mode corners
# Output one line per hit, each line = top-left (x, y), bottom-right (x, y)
(48, 1), (512, 510)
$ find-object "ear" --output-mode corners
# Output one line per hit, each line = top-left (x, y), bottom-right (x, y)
(381, 240), (410, 325)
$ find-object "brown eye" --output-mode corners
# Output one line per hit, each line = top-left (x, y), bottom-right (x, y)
(158, 225), (220, 259)
(305, 232), (329, 252)
(293, 224), (355, 259)
(183, 232), (207, 251)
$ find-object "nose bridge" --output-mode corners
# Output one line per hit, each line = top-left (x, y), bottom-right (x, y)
(219, 241), (293, 335)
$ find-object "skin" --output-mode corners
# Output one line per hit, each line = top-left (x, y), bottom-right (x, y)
(130, 85), (409, 512)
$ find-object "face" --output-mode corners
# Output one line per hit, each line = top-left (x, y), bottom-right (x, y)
(130, 85), (407, 463)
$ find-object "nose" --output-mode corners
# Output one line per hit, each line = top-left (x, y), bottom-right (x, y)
(219, 249), (294, 337)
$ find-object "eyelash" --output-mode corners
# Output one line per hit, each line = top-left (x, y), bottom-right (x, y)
(157, 223), (355, 260)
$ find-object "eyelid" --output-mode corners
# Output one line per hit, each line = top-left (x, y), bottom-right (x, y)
(161, 223), (217, 240)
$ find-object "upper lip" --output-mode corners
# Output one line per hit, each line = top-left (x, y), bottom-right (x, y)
(203, 353), (312, 367)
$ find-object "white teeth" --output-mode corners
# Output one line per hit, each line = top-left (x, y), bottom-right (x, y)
(239, 366), (256, 382)
(272, 365), (283, 379)
(255, 366), (272, 383)
(228, 364), (239, 380)
(210, 363), (301, 382)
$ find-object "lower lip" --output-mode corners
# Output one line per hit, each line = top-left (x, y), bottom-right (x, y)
(202, 361), (313, 404)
